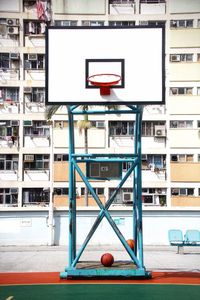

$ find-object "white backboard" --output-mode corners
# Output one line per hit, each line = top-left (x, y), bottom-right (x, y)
(46, 26), (165, 105)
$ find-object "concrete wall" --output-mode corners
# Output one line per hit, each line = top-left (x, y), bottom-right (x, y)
(171, 163), (200, 182)
(0, 209), (199, 246)
(169, 0), (200, 13)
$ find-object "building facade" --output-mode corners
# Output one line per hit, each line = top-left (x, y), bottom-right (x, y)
(0, 0), (200, 246)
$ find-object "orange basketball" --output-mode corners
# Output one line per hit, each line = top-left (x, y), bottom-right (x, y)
(101, 253), (114, 267)
(127, 239), (135, 250)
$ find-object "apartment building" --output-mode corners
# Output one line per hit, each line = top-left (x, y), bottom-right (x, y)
(0, 0), (200, 246)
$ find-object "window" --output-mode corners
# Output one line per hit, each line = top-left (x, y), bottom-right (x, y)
(170, 20), (193, 28)
(24, 54), (45, 69)
(142, 121), (165, 136)
(0, 188), (18, 206)
(54, 20), (77, 26)
(170, 121), (193, 128)
(32, 88), (45, 103)
(170, 87), (193, 95)
(90, 121), (105, 128)
(122, 162), (133, 172)
(170, 54), (193, 62)
(0, 120), (19, 138)
(24, 154), (49, 170)
(81, 187), (104, 196)
(0, 53), (10, 69)
(24, 120), (50, 136)
(0, 88), (19, 103)
(22, 188), (50, 206)
(139, 20), (165, 26)
(145, 154), (166, 169)
(110, 0), (135, 4)
(109, 121), (134, 136)
(109, 188), (133, 205)
(54, 154), (68, 161)
(171, 188), (194, 196)
(81, 21), (104, 26)
(140, 0), (165, 3)
(24, 21), (46, 35)
(0, 154), (18, 171)
(54, 188), (69, 195)
(54, 121), (68, 128)
(171, 154), (193, 162)
(109, 21), (135, 26)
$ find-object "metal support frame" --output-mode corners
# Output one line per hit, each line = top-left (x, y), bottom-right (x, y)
(60, 105), (151, 279)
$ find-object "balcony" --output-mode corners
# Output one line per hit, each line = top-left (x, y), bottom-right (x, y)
(24, 21), (46, 47)
(0, 100), (20, 114)
(24, 101), (45, 113)
(22, 187), (50, 207)
(0, 18), (20, 47)
(23, 154), (50, 181)
(23, 120), (50, 148)
(109, 0), (135, 15)
(24, 169), (50, 181)
(0, 69), (20, 83)
(24, 54), (45, 81)
(0, 188), (18, 207)
(0, 121), (19, 148)
(140, 0), (166, 14)
(0, 155), (19, 181)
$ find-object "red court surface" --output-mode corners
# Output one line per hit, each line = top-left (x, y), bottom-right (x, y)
(0, 271), (200, 286)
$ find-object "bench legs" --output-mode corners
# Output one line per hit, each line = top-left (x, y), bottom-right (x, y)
(177, 245), (184, 254)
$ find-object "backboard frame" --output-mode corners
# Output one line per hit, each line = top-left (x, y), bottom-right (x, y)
(45, 25), (165, 106)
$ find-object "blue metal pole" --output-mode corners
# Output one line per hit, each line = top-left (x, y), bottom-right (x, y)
(134, 106), (144, 268)
(67, 106), (76, 266)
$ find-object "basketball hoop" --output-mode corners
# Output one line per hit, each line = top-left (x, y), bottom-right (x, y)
(87, 73), (121, 95)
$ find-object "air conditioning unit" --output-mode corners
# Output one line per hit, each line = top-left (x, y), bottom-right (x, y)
(24, 154), (34, 162)
(9, 53), (19, 60)
(156, 189), (162, 194)
(170, 54), (181, 62)
(123, 192), (133, 203)
(96, 121), (105, 128)
(7, 26), (19, 34)
(24, 87), (32, 93)
(11, 120), (19, 126)
(28, 54), (37, 61)
(155, 125), (166, 137)
(23, 120), (33, 126)
(7, 19), (19, 26)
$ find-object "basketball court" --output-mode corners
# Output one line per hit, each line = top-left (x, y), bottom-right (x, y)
(0, 24), (196, 299)
(0, 271), (200, 300)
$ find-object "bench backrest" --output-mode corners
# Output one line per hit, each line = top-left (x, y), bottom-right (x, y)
(185, 230), (200, 243)
(168, 229), (183, 244)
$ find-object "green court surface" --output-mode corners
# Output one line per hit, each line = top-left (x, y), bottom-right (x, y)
(0, 284), (199, 300)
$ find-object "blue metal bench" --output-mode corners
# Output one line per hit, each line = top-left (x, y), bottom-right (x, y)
(184, 230), (200, 245)
(168, 229), (200, 253)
